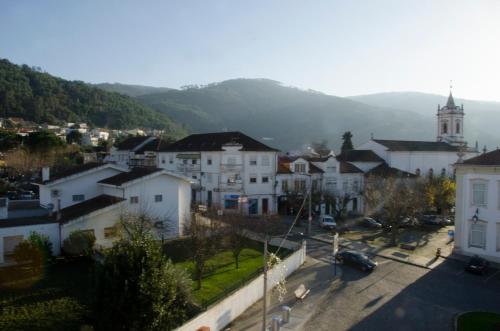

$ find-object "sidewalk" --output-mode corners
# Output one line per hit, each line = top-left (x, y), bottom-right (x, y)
(311, 227), (456, 270)
(227, 256), (342, 331)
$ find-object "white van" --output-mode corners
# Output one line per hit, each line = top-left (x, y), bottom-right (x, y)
(319, 215), (336, 230)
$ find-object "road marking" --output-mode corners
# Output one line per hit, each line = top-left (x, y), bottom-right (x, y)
(484, 270), (500, 283)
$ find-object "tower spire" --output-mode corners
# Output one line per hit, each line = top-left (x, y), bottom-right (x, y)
(446, 80), (456, 109)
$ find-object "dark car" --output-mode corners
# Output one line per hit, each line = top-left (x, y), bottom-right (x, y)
(335, 250), (378, 272)
(464, 256), (490, 275)
(361, 217), (382, 229)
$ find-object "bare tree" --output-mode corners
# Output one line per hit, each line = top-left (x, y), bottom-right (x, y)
(364, 175), (424, 245)
(185, 213), (222, 289)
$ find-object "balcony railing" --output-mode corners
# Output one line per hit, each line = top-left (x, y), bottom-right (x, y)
(177, 164), (201, 172)
(218, 181), (243, 192)
(220, 163), (243, 172)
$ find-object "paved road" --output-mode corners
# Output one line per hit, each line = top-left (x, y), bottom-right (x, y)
(303, 239), (500, 331)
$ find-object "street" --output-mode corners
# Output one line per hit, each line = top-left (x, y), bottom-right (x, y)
(303, 240), (500, 331)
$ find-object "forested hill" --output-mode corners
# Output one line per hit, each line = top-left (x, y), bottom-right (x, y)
(0, 59), (184, 134)
(95, 83), (172, 97)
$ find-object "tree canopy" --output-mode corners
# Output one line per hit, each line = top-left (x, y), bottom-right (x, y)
(341, 131), (354, 152)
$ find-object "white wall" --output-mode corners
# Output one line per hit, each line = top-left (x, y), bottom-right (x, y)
(454, 167), (500, 263)
(101, 173), (191, 237)
(61, 205), (123, 249)
(176, 242), (306, 331)
(39, 167), (125, 209)
(0, 222), (60, 264)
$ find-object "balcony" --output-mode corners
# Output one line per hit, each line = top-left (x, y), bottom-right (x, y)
(177, 163), (201, 173)
(218, 181), (243, 192)
(220, 163), (243, 172)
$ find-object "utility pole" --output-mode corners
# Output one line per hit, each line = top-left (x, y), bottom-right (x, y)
(262, 239), (268, 331)
(308, 188), (312, 236)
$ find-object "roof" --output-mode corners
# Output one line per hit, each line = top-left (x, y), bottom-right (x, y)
(98, 167), (163, 186)
(308, 155), (333, 162)
(39, 163), (104, 184)
(337, 150), (384, 162)
(157, 131), (279, 152)
(115, 136), (152, 151)
(277, 164), (292, 174)
(461, 149), (500, 166)
(309, 163), (324, 174)
(339, 162), (364, 174)
(373, 139), (461, 152)
(446, 92), (456, 109)
(0, 217), (59, 229)
(135, 137), (172, 154)
(59, 194), (125, 223)
(364, 163), (416, 178)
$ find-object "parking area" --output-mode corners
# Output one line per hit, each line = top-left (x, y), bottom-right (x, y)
(303, 245), (500, 331)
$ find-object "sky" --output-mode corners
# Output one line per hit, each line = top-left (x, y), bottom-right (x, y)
(1, 0), (500, 101)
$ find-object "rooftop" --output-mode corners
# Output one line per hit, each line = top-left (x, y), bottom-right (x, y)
(59, 194), (125, 223)
(38, 162), (104, 184)
(373, 139), (461, 152)
(461, 149), (500, 166)
(339, 162), (364, 174)
(115, 135), (152, 151)
(337, 150), (384, 162)
(364, 163), (416, 177)
(98, 167), (163, 186)
(156, 131), (279, 152)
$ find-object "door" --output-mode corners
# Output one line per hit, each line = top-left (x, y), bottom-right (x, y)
(207, 191), (212, 208)
(262, 198), (269, 214)
(248, 199), (258, 215)
(352, 198), (358, 212)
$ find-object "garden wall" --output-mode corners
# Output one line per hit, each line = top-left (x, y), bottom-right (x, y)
(176, 241), (306, 331)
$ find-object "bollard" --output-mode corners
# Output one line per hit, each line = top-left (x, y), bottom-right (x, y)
(271, 316), (281, 331)
(281, 306), (291, 323)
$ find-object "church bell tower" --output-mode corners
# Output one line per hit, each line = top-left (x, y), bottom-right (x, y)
(436, 91), (465, 146)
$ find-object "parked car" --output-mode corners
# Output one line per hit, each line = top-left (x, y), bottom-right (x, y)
(319, 215), (337, 230)
(286, 231), (305, 241)
(400, 217), (418, 228)
(335, 250), (378, 272)
(361, 217), (382, 229)
(419, 215), (453, 226)
(464, 256), (490, 275)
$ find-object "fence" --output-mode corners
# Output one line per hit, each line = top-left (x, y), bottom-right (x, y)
(176, 241), (306, 331)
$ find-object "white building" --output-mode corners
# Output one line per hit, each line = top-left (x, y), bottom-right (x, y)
(356, 93), (479, 177)
(154, 132), (279, 215)
(454, 149), (500, 263)
(0, 164), (192, 263)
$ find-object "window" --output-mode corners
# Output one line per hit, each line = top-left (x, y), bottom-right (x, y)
(192, 159), (197, 165)
(72, 194), (85, 202)
(262, 176), (269, 183)
(294, 179), (306, 191)
(207, 173), (212, 183)
(312, 179), (318, 192)
(262, 155), (270, 166)
(192, 175), (197, 179)
(441, 168), (446, 177)
(415, 168), (421, 176)
(472, 181), (487, 206)
(169, 155), (174, 164)
(250, 176), (257, 184)
(155, 194), (163, 202)
(442, 121), (448, 134)
(497, 223), (500, 251)
(469, 222), (486, 249)
(207, 157), (212, 165)
(161, 157), (165, 164)
(294, 163), (306, 173)
(183, 159), (188, 165)
(428, 168), (434, 177)
(249, 156), (257, 166)
(282, 179), (288, 192)
(353, 180), (359, 192)
(327, 166), (337, 173)
(130, 196), (139, 204)
(104, 226), (117, 239)
(224, 198), (238, 209)
(456, 121), (461, 134)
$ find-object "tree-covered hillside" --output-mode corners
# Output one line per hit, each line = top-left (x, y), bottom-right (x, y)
(0, 59), (184, 134)
(137, 79), (432, 151)
(95, 83), (172, 97)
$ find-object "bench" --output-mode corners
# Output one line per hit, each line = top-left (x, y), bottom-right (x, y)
(294, 284), (310, 301)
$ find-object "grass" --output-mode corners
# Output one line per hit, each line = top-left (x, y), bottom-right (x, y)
(457, 312), (500, 331)
(176, 248), (265, 305)
(0, 259), (93, 331)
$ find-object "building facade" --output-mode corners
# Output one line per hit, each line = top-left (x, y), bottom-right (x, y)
(454, 150), (500, 263)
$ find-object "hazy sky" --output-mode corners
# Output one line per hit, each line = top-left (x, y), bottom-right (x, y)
(2, 0), (499, 101)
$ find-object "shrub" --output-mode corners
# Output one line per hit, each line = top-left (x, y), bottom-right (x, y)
(62, 230), (96, 257)
(12, 232), (52, 271)
(27, 232), (53, 261)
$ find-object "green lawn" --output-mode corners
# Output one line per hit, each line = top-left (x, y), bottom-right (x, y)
(0, 260), (93, 331)
(457, 312), (500, 331)
(176, 248), (265, 306)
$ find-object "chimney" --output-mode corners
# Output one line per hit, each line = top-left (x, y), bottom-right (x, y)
(42, 167), (50, 182)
